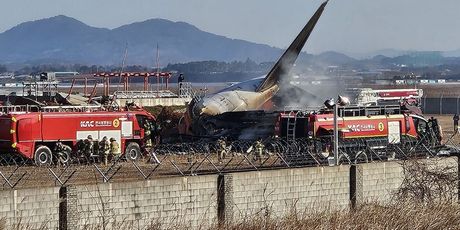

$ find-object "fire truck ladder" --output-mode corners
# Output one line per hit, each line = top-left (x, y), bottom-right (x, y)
(40, 105), (105, 112)
(286, 111), (297, 141)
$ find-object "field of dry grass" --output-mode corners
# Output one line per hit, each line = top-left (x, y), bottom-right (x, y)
(212, 202), (460, 230)
(3, 201), (459, 230)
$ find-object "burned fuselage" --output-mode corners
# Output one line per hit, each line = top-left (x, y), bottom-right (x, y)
(183, 1), (329, 137)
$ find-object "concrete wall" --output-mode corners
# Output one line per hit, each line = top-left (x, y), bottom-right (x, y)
(0, 157), (458, 229)
(68, 175), (218, 229)
(221, 166), (350, 222)
(356, 157), (458, 203)
(361, 161), (405, 202)
(0, 187), (60, 229)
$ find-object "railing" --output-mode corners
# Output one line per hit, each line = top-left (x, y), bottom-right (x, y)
(0, 105), (109, 113)
(339, 105), (403, 117)
(114, 90), (179, 99)
(0, 105), (41, 113)
(40, 105), (106, 112)
(178, 82), (194, 98)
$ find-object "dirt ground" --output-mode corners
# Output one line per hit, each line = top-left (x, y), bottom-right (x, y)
(0, 153), (283, 190)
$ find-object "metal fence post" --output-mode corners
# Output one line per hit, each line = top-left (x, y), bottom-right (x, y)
(440, 94), (444, 115)
(457, 95), (459, 115)
(334, 104), (339, 165)
(423, 96), (426, 113)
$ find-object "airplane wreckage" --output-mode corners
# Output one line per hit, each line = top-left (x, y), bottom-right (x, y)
(179, 1), (329, 139)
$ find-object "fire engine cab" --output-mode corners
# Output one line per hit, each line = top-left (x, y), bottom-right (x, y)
(0, 106), (157, 165)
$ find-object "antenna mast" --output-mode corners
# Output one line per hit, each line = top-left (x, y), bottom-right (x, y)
(117, 42), (129, 92)
(156, 44), (160, 96)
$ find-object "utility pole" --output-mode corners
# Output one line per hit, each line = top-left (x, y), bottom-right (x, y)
(333, 103), (339, 165)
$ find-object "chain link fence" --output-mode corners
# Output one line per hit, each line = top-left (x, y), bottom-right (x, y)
(0, 135), (458, 190)
(423, 95), (460, 115)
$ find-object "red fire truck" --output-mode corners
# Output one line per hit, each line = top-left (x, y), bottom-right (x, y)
(0, 106), (156, 165)
(276, 105), (442, 159)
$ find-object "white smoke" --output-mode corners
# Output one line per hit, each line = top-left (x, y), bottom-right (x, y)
(273, 55), (349, 110)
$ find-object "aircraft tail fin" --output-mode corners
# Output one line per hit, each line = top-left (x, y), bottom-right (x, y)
(256, 1), (328, 92)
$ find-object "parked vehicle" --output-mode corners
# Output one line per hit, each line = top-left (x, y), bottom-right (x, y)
(0, 106), (157, 165)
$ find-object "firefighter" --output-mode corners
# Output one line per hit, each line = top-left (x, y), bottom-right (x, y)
(110, 138), (121, 162)
(76, 140), (85, 157)
(54, 140), (66, 166)
(178, 73), (185, 96)
(144, 121), (153, 148)
(155, 122), (162, 144)
(454, 114), (459, 133)
(99, 136), (110, 165)
(253, 138), (264, 163)
(216, 137), (227, 163)
(84, 135), (95, 157)
(429, 117), (443, 144)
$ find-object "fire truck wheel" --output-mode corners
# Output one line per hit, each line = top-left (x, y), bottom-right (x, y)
(34, 145), (53, 166)
(125, 142), (141, 161)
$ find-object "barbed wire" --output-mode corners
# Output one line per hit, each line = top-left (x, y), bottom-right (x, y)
(0, 137), (457, 190)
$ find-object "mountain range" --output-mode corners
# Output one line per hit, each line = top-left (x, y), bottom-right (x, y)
(0, 15), (287, 66)
(1, 15), (459, 68)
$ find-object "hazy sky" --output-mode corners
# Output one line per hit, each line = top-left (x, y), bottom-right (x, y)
(2, 0), (460, 56)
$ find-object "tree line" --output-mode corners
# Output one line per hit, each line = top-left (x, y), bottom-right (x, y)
(2, 58), (274, 76)
(11, 64), (150, 75)
(164, 59), (274, 74)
